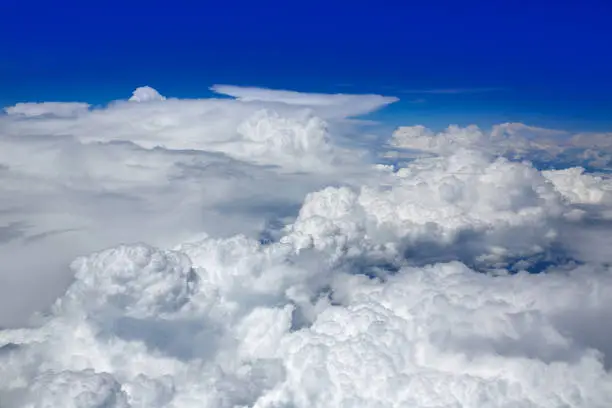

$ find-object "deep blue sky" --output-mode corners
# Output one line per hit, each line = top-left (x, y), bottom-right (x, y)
(2, 0), (611, 131)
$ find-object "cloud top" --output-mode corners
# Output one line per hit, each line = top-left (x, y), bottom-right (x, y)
(2, 85), (612, 407)
(211, 84), (399, 118)
(129, 86), (166, 103)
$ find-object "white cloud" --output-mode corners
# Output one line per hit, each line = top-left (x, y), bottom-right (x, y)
(2, 235), (612, 406)
(2, 86), (612, 407)
(388, 123), (612, 170)
(570, 132), (612, 149)
(2, 85), (395, 170)
(4, 102), (91, 118)
(268, 261), (612, 407)
(0, 85), (394, 327)
(389, 124), (487, 155)
(543, 167), (612, 206)
(129, 86), (166, 103)
(283, 149), (567, 272)
(16, 370), (130, 408)
(211, 84), (399, 118)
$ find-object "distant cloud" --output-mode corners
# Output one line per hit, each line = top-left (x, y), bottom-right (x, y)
(128, 86), (166, 103)
(210, 84), (398, 118)
(387, 122), (612, 172)
(4, 102), (91, 117)
(399, 87), (504, 95)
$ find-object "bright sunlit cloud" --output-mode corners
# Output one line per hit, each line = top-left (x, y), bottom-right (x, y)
(1, 85), (612, 407)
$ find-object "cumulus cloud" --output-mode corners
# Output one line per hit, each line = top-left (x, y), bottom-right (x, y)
(543, 167), (612, 206)
(3, 85), (612, 407)
(2, 226), (612, 406)
(129, 86), (167, 103)
(4, 102), (91, 117)
(0, 85), (394, 326)
(389, 122), (612, 170)
(2, 85), (395, 170)
(283, 149), (570, 273)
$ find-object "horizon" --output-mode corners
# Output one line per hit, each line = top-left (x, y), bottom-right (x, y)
(3, 0), (612, 132)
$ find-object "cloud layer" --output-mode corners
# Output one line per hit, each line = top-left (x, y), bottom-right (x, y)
(389, 122), (612, 170)
(0, 85), (395, 326)
(2, 86), (612, 407)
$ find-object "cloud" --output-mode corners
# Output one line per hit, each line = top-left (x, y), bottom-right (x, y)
(4, 102), (91, 117)
(2, 85), (397, 171)
(13, 370), (130, 408)
(399, 87), (504, 94)
(211, 84), (399, 118)
(283, 149), (569, 273)
(3, 85), (612, 407)
(129, 86), (166, 103)
(0, 85), (394, 327)
(277, 261), (612, 407)
(570, 132), (612, 149)
(543, 167), (612, 206)
(2, 216), (612, 406)
(388, 122), (612, 170)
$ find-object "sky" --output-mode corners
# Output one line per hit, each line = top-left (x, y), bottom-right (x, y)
(2, 0), (612, 131)
(3, 2), (612, 407)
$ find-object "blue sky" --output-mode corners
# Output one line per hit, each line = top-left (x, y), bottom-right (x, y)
(2, 0), (611, 131)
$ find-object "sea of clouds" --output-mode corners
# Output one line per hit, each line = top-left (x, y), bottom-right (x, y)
(1, 85), (612, 407)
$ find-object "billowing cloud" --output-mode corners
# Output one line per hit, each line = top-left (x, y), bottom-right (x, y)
(388, 122), (612, 170)
(2, 86), (612, 407)
(2, 200), (612, 406)
(284, 149), (568, 273)
(0, 85), (395, 327)
(2, 85), (397, 169)
(129, 86), (167, 103)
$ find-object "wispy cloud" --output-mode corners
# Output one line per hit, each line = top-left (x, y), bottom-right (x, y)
(399, 87), (504, 95)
